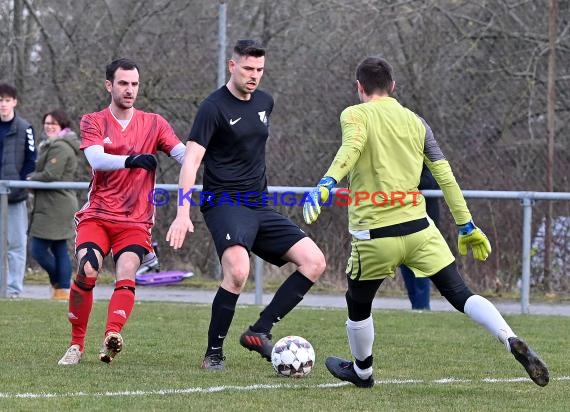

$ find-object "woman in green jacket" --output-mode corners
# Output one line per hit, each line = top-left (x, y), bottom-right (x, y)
(28, 109), (80, 300)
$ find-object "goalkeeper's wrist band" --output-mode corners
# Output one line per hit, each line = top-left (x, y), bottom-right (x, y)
(457, 220), (476, 235)
(318, 176), (337, 192)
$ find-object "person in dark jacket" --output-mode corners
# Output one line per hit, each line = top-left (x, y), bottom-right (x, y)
(0, 83), (36, 299)
(400, 164), (440, 310)
(28, 109), (80, 300)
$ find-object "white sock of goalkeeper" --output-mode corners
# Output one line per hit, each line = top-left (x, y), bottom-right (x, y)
(346, 316), (374, 379)
(464, 295), (516, 351)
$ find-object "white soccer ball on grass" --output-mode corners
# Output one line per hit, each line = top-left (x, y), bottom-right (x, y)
(271, 335), (315, 378)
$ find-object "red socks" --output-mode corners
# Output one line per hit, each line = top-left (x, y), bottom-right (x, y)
(69, 275), (97, 351)
(105, 279), (136, 336)
(68, 277), (136, 351)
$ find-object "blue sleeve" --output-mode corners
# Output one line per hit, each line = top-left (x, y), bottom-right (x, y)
(20, 125), (36, 179)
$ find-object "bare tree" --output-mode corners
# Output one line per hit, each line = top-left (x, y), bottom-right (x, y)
(3, 0), (568, 293)
(543, 0), (559, 292)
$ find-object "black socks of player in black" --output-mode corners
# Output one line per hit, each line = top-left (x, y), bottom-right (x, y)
(206, 287), (239, 355)
(251, 271), (314, 334)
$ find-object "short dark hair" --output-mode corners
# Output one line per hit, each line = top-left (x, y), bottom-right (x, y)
(106, 58), (139, 82)
(0, 83), (17, 99)
(356, 56), (394, 95)
(233, 39), (265, 58)
(43, 109), (72, 129)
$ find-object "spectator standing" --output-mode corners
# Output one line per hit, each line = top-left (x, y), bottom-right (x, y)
(0, 83), (36, 299)
(28, 109), (80, 300)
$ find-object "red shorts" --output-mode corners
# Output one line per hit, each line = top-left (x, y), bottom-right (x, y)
(75, 219), (152, 257)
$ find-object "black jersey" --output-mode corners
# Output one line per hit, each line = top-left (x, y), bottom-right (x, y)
(189, 86), (274, 202)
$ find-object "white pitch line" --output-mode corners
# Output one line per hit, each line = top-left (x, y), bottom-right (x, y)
(1, 376), (568, 400)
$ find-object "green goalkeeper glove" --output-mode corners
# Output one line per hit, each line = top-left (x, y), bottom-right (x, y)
(457, 220), (492, 261)
(303, 176), (336, 224)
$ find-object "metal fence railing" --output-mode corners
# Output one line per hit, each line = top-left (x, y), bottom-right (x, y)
(2, 179), (570, 313)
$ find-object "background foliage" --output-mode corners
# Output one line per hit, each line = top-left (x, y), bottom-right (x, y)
(1, 0), (569, 294)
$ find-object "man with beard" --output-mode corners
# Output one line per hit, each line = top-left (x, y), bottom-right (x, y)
(58, 58), (185, 366)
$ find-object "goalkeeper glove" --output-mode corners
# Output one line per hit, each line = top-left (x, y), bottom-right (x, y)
(125, 154), (158, 171)
(457, 220), (492, 261)
(303, 176), (336, 224)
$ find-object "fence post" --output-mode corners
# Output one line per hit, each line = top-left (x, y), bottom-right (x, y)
(254, 255), (263, 305)
(209, 3), (227, 281)
(0, 181), (9, 298)
(520, 196), (534, 314)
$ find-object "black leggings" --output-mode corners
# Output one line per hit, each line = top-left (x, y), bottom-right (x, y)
(346, 262), (474, 321)
(429, 262), (474, 312)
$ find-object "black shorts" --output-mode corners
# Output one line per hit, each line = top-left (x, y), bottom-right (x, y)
(202, 205), (307, 267)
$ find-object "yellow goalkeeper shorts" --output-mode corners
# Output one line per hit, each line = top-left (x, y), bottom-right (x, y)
(346, 222), (455, 281)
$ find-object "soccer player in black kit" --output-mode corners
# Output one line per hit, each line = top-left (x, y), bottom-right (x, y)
(167, 40), (326, 370)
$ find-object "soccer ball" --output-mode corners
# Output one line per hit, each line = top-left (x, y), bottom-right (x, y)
(271, 335), (315, 378)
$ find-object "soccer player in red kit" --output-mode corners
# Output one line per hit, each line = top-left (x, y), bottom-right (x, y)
(58, 58), (185, 365)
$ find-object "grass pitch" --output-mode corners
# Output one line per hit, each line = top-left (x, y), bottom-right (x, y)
(0, 298), (568, 411)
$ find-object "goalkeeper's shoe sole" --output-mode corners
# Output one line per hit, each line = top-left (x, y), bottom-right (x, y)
(239, 327), (273, 361)
(508, 337), (549, 387)
(99, 332), (123, 364)
(325, 356), (374, 388)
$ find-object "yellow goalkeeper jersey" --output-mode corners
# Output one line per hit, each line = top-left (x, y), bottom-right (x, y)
(325, 96), (471, 232)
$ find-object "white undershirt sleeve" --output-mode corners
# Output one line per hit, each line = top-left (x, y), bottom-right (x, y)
(84, 145), (129, 171)
(169, 142), (186, 165)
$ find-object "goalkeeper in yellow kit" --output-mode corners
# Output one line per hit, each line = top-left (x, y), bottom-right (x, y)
(304, 56), (548, 388)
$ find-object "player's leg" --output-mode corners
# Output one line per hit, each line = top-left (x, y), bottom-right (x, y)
(411, 224), (549, 386)
(201, 244), (250, 371)
(58, 220), (108, 365)
(429, 262), (509, 335)
(202, 206), (258, 370)
(98, 225), (150, 364)
(326, 236), (401, 387)
(430, 262), (549, 386)
(241, 210), (324, 360)
(250, 236), (325, 330)
(325, 276), (382, 388)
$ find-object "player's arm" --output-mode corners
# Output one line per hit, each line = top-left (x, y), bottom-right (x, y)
(324, 107), (368, 183)
(304, 107), (367, 224)
(169, 142), (186, 165)
(84, 145), (127, 170)
(421, 117), (491, 260)
(154, 114), (186, 165)
(421, 118), (470, 224)
(166, 141), (205, 249)
(80, 114), (157, 171)
(83, 145), (157, 171)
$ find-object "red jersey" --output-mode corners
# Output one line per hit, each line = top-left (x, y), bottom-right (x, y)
(76, 107), (180, 226)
